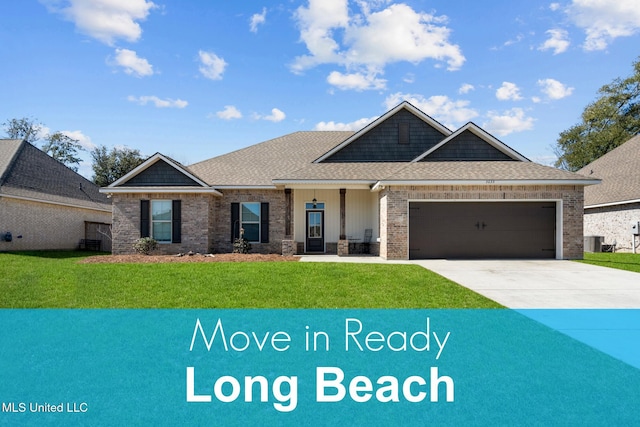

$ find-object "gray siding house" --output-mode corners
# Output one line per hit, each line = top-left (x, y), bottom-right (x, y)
(578, 135), (640, 252)
(102, 102), (599, 259)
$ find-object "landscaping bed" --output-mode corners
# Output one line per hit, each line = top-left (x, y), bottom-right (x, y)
(79, 253), (300, 264)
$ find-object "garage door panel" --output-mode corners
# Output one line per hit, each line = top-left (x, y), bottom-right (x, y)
(409, 202), (556, 259)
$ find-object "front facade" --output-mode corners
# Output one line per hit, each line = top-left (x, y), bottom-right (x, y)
(103, 102), (598, 259)
(0, 139), (112, 251)
(578, 135), (640, 252)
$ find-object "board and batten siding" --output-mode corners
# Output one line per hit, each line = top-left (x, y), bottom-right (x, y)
(293, 189), (379, 244)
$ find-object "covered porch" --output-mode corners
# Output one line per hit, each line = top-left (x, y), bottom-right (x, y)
(280, 187), (380, 256)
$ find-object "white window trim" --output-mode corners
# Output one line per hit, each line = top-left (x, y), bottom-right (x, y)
(240, 202), (261, 243)
(151, 200), (172, 243)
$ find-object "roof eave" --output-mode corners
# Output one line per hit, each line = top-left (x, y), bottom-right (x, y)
(272, 179), (376, 189)
(371, 178), (601, 191)
(585, 198), (640, 209)
(100, 186), (223, 196)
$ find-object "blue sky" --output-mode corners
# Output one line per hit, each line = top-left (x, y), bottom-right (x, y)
(2, 0), (639, 178)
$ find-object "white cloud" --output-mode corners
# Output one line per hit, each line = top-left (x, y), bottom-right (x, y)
(496, 82), (523, 101)
(482, 108), (534, 136)
(458, 83), (474, 94)
(254, 108), (286, 122)
(538, 29), (570, 54)
(567, 0), (640, 50)
(537, 78), (574, 100)
(113, 48), (153, 77)
(384, 92), (478, 129)
(250, 8), (267, 33)
(127, 95), (188, 108)
(327, 71), (386, 91)
(60, 130), (96, 150)
(314, 116), (377, 131)
(550, 3), (561, 11)
(216, 105), (242, 120)
(42, 0), (156, 45)
(292, 0), (465, 91)
(198, 50), (227, 80)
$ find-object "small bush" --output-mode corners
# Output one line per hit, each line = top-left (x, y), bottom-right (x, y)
(233, 238), (252, 254)
(133, 237), (158, 255)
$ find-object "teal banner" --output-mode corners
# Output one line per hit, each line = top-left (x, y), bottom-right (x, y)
(1, 310), (639, 426)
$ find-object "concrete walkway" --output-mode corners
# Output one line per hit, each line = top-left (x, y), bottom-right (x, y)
(299, 255), (640, 308)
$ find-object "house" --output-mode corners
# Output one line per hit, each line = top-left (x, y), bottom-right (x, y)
(0, 139), (112, 251)
(577, 134), (640, 252)
(102, 102), (599, 259)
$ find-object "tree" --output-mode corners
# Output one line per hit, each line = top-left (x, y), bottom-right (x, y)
(91, 145), (145, 187)
(554, 57), (640, 171)
(2, 117), (44, 143)
(41, 132), (84, 172)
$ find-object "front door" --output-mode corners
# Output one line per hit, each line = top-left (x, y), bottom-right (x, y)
(306, 210), (324, 252)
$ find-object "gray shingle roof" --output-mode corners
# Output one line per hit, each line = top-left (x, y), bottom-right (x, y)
(188, 131), (353, 186)
(577, 134), (640, 207)
(386, 161), (598, 182)
(0, 139), (111, 211)
(275, 161), (597, 183)
(183, 130), (597, 187)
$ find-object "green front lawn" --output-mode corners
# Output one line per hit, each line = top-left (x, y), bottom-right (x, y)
(0, 251), (502, 308)
(578, 252), (640, 273)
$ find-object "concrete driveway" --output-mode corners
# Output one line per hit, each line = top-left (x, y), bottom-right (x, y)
(300, 255), (640, 308)
(412, 259), (640, 308)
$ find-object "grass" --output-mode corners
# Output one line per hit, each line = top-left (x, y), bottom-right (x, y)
(578, 252), (640, 273)
(0, 251), (502, 309)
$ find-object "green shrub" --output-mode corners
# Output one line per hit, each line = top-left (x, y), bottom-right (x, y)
(133, 237), (158, 255)
(232, 237), (252, 254)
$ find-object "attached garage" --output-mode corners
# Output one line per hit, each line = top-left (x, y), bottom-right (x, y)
(409, 201), (557, 259)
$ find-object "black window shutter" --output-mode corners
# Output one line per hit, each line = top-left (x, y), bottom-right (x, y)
(172, 200), (181, 243)
(260, 202), (269, 243)
(140, 200), (150, 238)
(231, 203), (240, 242)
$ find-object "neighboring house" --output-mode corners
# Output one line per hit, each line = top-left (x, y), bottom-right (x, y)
(102, 102), (599, 259)
(0, 139), (112, 251)
(578, 135), (640, 252)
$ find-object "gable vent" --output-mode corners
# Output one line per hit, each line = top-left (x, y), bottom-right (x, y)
(398, 122), (410, 144)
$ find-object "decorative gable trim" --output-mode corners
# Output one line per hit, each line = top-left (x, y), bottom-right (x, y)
(107, 153), (210, 189)
(411, 122), (530, 162)
(313, 101), (452, 163)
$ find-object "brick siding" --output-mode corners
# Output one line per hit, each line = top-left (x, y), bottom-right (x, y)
(378, 184), (585, 260)
(584, 202), (640, 252)
(111, 193), (212, 255)
(0, 197), (111, 251)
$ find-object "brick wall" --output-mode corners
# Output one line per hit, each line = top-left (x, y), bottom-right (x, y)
(212, 189), (286, 254)
(379, 184), (585, 260)
(111, 193), (212, 255)
(584, 202), (640, 252)
(0, 196), (111, 251)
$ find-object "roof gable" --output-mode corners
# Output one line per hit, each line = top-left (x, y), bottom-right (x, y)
(413, 123), (529, 162)
(109, 153), (210, 188)
(315, 101), (451, 163)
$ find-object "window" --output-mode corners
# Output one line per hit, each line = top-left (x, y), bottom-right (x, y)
(151, 200), (172, 242)
(231, 202), (269, 243)
(241, 202), (260, 242)
(305, 202), (325, 210)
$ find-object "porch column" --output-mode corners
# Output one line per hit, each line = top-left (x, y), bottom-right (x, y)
(339, 188), (346, 240)
(285, 188), (292, 238)
(338, 188), (349, 256)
